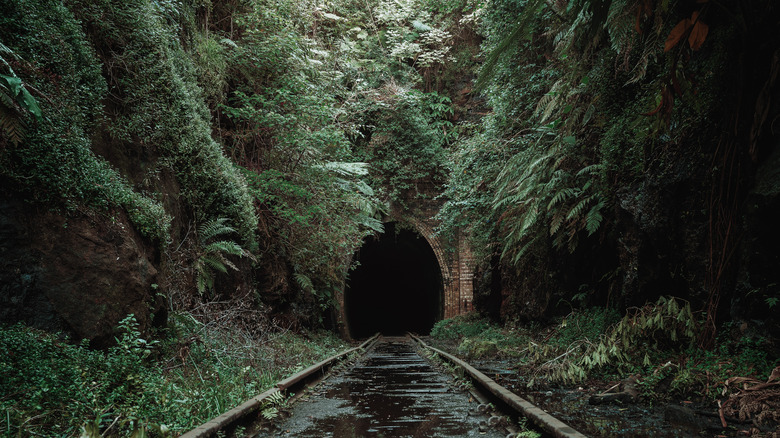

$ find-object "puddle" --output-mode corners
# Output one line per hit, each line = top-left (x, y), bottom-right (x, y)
(254, 339), (507, 437)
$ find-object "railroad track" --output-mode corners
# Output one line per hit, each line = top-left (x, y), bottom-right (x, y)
(181, 334), (587, 438)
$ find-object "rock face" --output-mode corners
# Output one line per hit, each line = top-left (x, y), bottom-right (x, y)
(0, 198), (162, 348)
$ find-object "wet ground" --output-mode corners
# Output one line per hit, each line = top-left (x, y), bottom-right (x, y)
(472, 360), (753, 437)
(254, 337), (508, 437)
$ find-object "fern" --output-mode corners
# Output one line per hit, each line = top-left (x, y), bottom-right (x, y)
(0, 102), (25, 146)
(195, 218), (254, 295)
(261, 390), (286, 420)
(476, 0), (546, 90)
(199, 217), (237, 242)
(294, 273), (314, 294)
(547, 187), (576, 211)
(585, 200), (604, 236)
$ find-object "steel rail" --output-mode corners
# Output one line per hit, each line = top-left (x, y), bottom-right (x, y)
(410, 334), (588, 438)
(179, 333), (381, 438)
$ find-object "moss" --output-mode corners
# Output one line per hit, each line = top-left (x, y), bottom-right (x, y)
(1, 0), (258, 245)
(0, 0), (171, 241)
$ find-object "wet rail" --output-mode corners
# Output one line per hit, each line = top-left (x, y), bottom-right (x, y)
(181, 335), (587, 438)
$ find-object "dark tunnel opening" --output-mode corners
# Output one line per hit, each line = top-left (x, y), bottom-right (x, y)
(345, 222), (443, 339)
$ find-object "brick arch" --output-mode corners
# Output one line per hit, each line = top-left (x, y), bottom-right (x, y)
(336, 194), (474, 339)
(392, 215), (453, 320)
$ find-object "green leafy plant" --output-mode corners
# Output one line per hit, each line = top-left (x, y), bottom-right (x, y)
(260, 390), (286, 420)
(527, 297), (698, 384)
(0, 44), (42, 147)
(195, 218), (254, 295)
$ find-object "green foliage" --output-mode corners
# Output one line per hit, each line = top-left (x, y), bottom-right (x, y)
(525, 297), (698, 385)
(431, 314), (528, 358)
(0, 0), (172, 241)
(0, 317), (168, 437)
(360, 89), (453, 203)
(430, 313), (492, 340)
(552, 307), (620, 349)
(0, 315), (349, 436)
(260, 391), (286, 420)
(457, 337), (498, 359)
(65, 0), (258, 244)
(0, 44), (42, 147)
(195, 218), (254, 295)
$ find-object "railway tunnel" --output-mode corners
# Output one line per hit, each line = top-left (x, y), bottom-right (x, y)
(345, 222), (443, 338)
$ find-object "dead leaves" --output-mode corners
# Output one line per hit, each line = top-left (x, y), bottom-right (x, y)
(665, 10), (709, 52)
(720, 366), (780, 427)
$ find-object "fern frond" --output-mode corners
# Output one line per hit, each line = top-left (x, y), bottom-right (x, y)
(322, 161), (369, 177)
(202, 254), (229, 274)
(359, 215), (384, 233)
(195, 262), (213, 294)
(550, 210), (565, 236)
(294, 273), (314, 293)
(585, 199), (604, 236)
(205, 240), (244, 257)
(0, 102), (25, 146)
(198, 217), (236, 243)
(606, 0), (638, 69)
(221, 257), (238, 272)
(565, 196), (591, 222)
(576, 163), (604, 177)
(261, 407), (279, 420)
(262, 390), (285, 407)
(547, 187), (576, 211)
(509, 234), (541, 266)
(625, 32), (660, 85)
(534, 92), (556, 119)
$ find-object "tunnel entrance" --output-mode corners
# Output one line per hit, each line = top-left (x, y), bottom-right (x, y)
(345, 222), (443, 338)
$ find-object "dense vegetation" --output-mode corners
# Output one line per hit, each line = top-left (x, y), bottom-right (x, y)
(0, 313), (348, 436)
(1, 0), (779, 435)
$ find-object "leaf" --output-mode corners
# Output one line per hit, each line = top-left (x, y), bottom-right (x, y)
(322, 161), (369, 176)
(219, 38), (238, 48)
(687, 15), (708, 51)
(0, 74), (22, 97)
(321, 12), (343, 20)
(412, 20), (432, 32)
(294, 273), (315, 293)
(585, 201), (604, 236)
(664, 18), (691, 52)
(0, 104), (26, 146)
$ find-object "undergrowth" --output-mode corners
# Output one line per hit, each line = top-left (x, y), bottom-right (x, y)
(0, 314), (348, 437)
(430, 298), (778, 401)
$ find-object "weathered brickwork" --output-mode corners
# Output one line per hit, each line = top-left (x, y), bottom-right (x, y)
(337, 183), (474, 337)
(387, 194), (474, 319)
